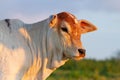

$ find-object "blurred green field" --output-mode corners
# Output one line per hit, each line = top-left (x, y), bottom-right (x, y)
(47, 58), (120, 80)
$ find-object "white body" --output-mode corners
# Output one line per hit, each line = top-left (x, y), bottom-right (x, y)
(0, 12), (97, 80)
(0, 19), (61, 80)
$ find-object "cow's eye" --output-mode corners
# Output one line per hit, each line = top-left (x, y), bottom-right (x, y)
(61, 27), (68, 33)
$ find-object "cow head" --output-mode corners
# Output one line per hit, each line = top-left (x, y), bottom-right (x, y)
(47, 12), (97, 69)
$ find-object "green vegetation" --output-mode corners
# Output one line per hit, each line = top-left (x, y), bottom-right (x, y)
(47, 58), (120, 80)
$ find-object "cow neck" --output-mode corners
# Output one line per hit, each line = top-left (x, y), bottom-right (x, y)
(27, 19), (48, 62)
(26, 19), (68, 80)
(26, 19), (53, 79)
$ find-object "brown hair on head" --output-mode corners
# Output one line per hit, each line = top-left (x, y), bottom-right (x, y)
(57, 12), (81, 40)
(57, 12), (78, 25)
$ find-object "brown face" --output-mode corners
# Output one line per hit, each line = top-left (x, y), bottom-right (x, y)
(49, 12), (97, 60)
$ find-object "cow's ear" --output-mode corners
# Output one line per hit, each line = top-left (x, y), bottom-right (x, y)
(49, 15), (58, 28)
(79, 19), (97, 34)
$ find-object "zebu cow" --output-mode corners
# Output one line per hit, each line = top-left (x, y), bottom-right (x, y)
(0, 12), (97, 80)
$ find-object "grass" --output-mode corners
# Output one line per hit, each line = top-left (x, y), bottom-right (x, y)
(47, 59), (120, 80)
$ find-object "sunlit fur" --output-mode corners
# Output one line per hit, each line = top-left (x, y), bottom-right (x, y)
(55, 12), (85, 60)
(0, 12), (97, 80)
(58, 21), (83, 60)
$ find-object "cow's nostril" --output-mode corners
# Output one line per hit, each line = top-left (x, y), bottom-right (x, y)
(78, 49), (86, 54)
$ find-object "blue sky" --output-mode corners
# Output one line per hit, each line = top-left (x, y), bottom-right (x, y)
(0, 0), (120, 60)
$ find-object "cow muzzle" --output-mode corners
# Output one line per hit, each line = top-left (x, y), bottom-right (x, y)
(78, 49), (86, 55)
(73, 48), (86, 60)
